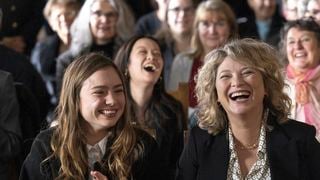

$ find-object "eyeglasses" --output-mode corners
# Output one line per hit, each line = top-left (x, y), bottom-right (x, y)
(90, 10), (118, 20)
(168, 6), (194, 15)
(198, 20), (228, 29)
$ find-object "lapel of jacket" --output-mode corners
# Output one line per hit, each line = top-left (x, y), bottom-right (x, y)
(200, 131), (229, 180)
(266, 116), (300, 180)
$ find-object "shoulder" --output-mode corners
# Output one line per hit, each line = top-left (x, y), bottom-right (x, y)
(278, 120), (317, 139)
(135, 127), (156, 146)
(137, 12), (158, 23)
(174, 52), (194, 63)
(34, 128), (55, 146)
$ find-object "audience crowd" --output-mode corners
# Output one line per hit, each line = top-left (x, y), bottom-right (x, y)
(1, 0), (320, 179)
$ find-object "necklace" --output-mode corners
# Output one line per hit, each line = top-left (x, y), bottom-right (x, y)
(235, 141), (258, 150)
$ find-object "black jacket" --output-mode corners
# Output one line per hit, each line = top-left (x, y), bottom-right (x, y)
(177, 114), (320, 180)
(20, 127), (165, 180)
(0, 45), (50, 122)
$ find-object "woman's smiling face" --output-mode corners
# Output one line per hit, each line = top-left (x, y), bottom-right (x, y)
(215, 57), (266, 117)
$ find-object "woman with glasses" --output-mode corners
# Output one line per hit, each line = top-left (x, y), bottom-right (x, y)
(168, 0), (238, 120)
(155, 0), (196, 89)
(31, 0), (83, 116)
(55, 0), (134, 94)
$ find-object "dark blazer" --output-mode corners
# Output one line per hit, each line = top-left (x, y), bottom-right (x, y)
(0, 71), (21, 180)
(0, 45), (50, 122)
(176, 114), (320, 180)
(31, 34), (60, 107)
(19, 127), (165, 180)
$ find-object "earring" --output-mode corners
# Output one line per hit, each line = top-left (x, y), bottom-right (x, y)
(124, 69), (128, 77)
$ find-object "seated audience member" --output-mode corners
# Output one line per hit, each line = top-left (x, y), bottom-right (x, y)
(56, 0), (134, 93)
(280, 18), (320, 141)
(281, 0), (299, 21)
(31, 0), (83, 113)
(177, 38), (320, 180)
(305, 0), (320, 24)
(155, 0), (196, 89)
(0, 0), (46, 55)
(239, 0), (284, 47)
(0, 12), (50, 124)
(0, 70), (22, 180)
(168, 0), (238, 118)
(135, 0), (167, 36)
(114, 35), (185, 179)
(20, 53), (162, 180)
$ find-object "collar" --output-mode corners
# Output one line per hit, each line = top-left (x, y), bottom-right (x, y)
(86, 133), (110, 155)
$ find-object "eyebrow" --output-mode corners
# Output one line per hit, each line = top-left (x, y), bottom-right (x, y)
(91, 84), (123, 90)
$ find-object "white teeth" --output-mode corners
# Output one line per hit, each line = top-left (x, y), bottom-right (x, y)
(295, 53), (306, 58)
(231, 91), (250, 98)
(101, 110), (116, 115)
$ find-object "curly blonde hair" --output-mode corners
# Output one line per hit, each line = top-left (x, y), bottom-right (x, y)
(48, 53), (140, 179)
(196, 38), (291, 134)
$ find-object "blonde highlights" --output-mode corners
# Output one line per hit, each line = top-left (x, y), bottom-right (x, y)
(196, 39), (291, 134)
(48, 53), (139, 179)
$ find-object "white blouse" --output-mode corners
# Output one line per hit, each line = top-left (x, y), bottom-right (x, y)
(227, 125), (271, 180)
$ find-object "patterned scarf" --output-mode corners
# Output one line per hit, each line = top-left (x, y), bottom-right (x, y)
(286, 65), (320, 128)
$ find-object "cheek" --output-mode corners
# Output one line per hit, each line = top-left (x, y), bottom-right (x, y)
(219, 27), (230, 39)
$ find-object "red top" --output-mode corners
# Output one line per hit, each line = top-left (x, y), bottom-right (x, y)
(189, 56), (203, 108)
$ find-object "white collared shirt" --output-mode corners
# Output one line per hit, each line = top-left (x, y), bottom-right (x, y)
(86, 135), (108, 156)
(227, 125), (271, 180)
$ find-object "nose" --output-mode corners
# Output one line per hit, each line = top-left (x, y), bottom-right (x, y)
(208, 23), (217, 34)
(231, 74), (244, 87)
(264, 0), (273, 7)
(105, 92), (115, 106)
(294, 40), (303, 49)
(147, 52), (156, 61)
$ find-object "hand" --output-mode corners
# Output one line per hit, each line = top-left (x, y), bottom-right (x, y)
(1, 36), (26, 53)
(90, 170), (108, 180)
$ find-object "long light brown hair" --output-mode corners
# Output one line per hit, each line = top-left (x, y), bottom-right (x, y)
(48, 53), (139, 179)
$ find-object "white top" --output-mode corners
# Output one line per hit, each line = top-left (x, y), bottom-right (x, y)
(227, 125), (271, 180)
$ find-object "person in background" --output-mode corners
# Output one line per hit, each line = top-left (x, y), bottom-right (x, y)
(31, 0), (83, 119)
(114, 35), (184, 179)
(0, 70), (21, 180)
(305, 0), (320, 24)
(281, 0), (299, 21)
(280, 18), (320, 141)
(240, 0), (284, 47)
(20, 53), (162, 180)
(56, 0), (134, 93)
(135, 0), (168, 36)
(168, 0), (238, 118)
(0, 8), (50, 126)
(177, 38), (320, 180)
(0, 0), (46, 55)
(155, 0), (196, 89)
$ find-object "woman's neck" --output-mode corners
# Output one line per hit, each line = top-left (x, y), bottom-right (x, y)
(228, 108), (264, 146)
(173, 33), (191, 53)
(130, 81), (154, 120)
(86, 128), (109, 146)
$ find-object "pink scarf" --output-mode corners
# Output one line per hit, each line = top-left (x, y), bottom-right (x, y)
(286, 65), (320, 127)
